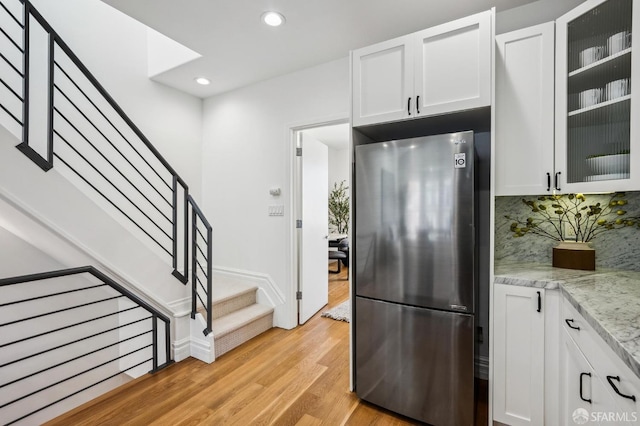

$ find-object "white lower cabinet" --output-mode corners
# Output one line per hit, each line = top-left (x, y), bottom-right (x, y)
(560, 297), (640, 425)
(493, 284), (546, 425)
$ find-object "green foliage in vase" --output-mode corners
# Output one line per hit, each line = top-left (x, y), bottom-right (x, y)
(505, 193), (640, 242)
(329, 180), (349, 234)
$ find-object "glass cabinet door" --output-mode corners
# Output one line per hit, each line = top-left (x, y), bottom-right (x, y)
(557, 0), (637, 191)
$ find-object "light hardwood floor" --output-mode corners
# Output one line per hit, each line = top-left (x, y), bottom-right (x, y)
(48, 265), (487, 425)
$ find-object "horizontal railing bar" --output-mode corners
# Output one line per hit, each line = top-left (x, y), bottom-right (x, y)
(197, 278), (207, 296)
(0, 266), (93, 286)
(0, 101), (22, 125)
(0, 294), (125, 327)
(0, 26), (23, 52)
(46, 21), (182, 180)
(0, 344), (152, 410)
(195, 241), (207, 260)
(53, 98), (173, 210)
(54, 60), (173, 193)
(6, 357), (153, 426)
(0, 1), (23, 28)
(54, 127), (174, 237)
(0, 283), (108, 307)
(54, 84), (173, 207)
(0, 305), (141, 349)
(53, 153), (173, 257)
(0, 315), (151, 368)
(0, 329), (152, 389)
(196, 226), (207, 243)
(0, 75), (23, 101)
(195, 259), (207, 279)
(0, 50), (23, 76)
(196, 292), (205, 308)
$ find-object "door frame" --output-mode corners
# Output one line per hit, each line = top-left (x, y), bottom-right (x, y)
(286, 115), (350, 328)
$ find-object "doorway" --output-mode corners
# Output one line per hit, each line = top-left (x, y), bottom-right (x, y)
(293, 120), (350, 325)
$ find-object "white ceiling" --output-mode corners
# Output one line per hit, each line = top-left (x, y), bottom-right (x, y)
(102, 0), (539, 98)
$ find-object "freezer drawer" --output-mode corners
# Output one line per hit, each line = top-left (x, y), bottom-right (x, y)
(355, 296), (474, 426)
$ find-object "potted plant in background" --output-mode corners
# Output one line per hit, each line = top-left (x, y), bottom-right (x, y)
(329, 180), (349, 235)
(505, 193), (640, 270)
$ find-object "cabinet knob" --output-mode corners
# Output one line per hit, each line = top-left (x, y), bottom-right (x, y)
(537, 291), (541, 312)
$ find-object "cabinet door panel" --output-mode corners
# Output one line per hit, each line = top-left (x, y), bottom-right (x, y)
(493, 284), (545, 425)
(495, 23), (555, 196)
(414, 10), (491, 117)
(555, 0), (640, 192)
(352, 35), (413, 126)
(561, 328), (594, 425)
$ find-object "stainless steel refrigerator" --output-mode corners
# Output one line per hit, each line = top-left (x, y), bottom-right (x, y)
(354, 131), (475, 426)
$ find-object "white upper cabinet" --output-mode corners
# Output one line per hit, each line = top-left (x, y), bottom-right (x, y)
(555, 0), (640, 192)
(495, 23), (556, 196)
(352, 35), (414, 126)
(414, 11), (492, 118)
(352, 10), (492, 127)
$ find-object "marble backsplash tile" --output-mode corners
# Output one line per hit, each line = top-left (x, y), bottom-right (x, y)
(495, 191), (640, 271)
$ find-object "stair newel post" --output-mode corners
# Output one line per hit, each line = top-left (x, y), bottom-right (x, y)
(190, 203), (197, 320)
(206, 224), (212, 335)
(151, 313), (158, 372)
(16, 1), (54, 170)
(171, 175), (189, 284)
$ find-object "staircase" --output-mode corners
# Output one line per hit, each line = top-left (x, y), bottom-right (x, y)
(207, 279), (274, 358)
(0, 0), (275, 422)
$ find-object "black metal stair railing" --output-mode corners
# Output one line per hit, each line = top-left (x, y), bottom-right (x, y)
(0, 0), (213, 333)
(0, 266), (173, 425)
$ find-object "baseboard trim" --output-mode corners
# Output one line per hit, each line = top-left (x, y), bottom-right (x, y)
(190, 314), (214, 364)
(172, 337), (191, 362)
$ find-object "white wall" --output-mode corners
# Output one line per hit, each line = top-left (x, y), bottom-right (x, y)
(328, 147), (349, 193)
(29, 0), (203, 199)
(202, 57), (349, 329)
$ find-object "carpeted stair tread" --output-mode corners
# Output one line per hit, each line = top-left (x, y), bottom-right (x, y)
(212, 303), (273, 339)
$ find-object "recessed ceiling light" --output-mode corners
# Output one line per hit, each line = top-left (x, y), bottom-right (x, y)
(262, 11), (286, 27)
(195, 77), (210, 86)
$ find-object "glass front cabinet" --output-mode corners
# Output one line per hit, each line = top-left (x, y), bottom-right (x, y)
(556, 0), (640, 192)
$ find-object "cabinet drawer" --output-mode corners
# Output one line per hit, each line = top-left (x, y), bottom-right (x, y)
(561, 296), (640, 418)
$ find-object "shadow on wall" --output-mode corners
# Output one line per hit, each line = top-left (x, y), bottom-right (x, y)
(495, 192), (640, 271)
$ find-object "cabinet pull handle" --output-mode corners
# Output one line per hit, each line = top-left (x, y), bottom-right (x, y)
(607, 376), (637, 401)
(537, 291), (541, 312)
(547, 173), (551, 191)
(555, 171), (561, 191)
(416, 96), (420, 114)
(580, 372), (592, 404)
(407, 97), (412, 116)
(565, 319), (580, 330)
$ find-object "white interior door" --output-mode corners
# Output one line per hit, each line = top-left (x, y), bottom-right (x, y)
(299, 134), (328, 324)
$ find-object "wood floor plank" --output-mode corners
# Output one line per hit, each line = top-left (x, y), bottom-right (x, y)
(45, 267), (489, 426)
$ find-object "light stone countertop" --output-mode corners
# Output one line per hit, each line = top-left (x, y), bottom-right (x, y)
(495, 262), (640, 380)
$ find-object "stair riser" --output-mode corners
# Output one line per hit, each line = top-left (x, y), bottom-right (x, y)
(215, 313), (273, 358)
(212, 290), (256, 319)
